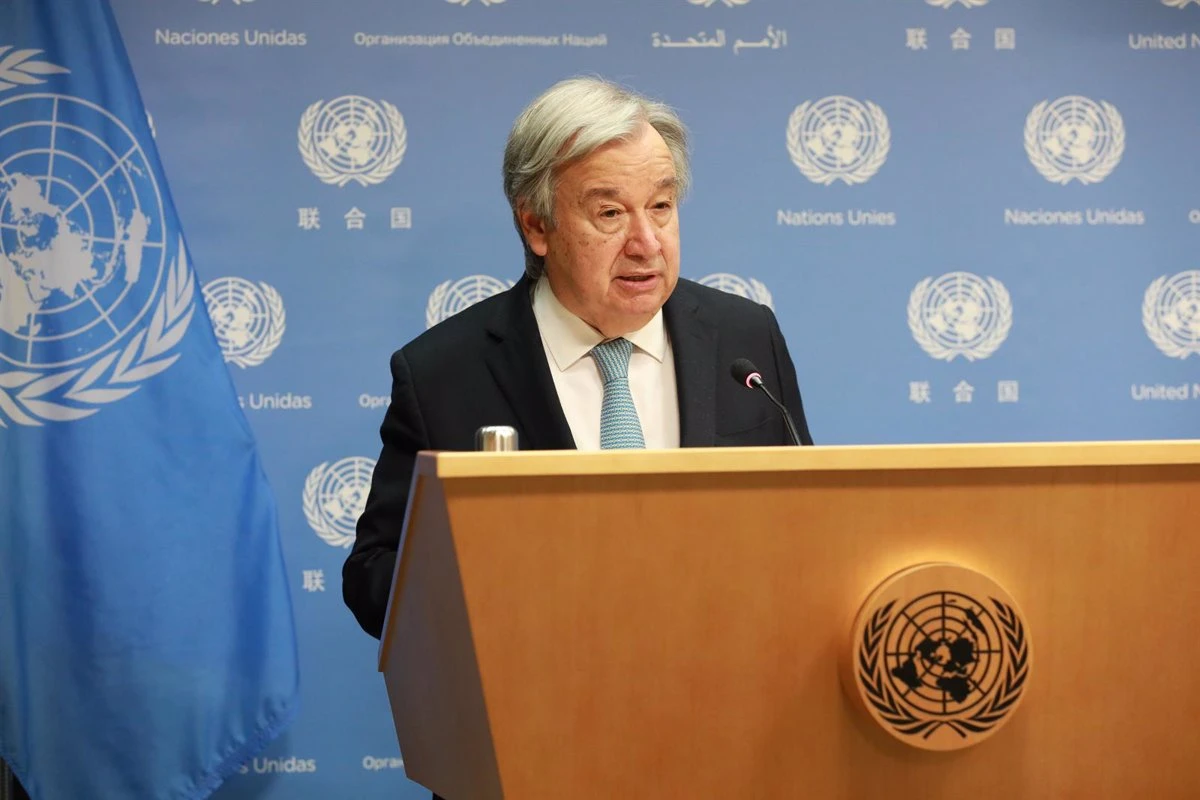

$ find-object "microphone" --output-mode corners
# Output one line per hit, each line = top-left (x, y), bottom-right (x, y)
(730, 358), (802, 446)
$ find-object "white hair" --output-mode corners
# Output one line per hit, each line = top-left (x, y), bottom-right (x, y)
(502, 77), (690, 279)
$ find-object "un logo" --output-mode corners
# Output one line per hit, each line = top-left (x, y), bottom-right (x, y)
(697, 273), (774, 310)
(787, 96), (890, 186)
(0, 92), (194, 427)
(908, 272), (1012, 362)
(926, 0), (988, 7)
(202, 278), (285, 368)
(1025, 96), (1125, 185)
(426, 275), (515, 328)
(1162, 0), (1200, 7)
(1143, 271), (1200, 359)
(687, 0), (751, 6)
(298, 96), (407, 187)
(848, 564), (1030, 750)
(303, 456), (376, 548)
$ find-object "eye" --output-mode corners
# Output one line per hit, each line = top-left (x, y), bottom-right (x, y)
(599, 208), (621, 219)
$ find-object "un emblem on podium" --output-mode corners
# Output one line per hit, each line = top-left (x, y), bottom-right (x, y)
(845, 564), (1031, 750)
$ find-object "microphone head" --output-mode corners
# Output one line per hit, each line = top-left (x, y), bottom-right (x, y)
(730, 358), (763, 389)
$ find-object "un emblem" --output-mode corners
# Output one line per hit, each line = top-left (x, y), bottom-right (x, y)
(786, 96), (889, 186)
(908, 272), (1012, 362)
(926, 0), (988, 7)
(697, 273), (774, 310)
(1143, 271), (1200, 359)
(1162, 0), (1200, 7)
(426, 275), (515, 328)
(298, 96), (407, 187)
(202, 277), (285, 368)
(0, 92), (194, 427)
(846, 564), (1031, 750)
(1025, 96), (1125, 185)
(303, 456), (376, 548)
(687, 0), (751, 6)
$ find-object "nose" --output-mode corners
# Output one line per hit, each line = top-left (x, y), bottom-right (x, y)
(623, 211), (662, 260)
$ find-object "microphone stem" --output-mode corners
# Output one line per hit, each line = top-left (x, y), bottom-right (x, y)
(755, 384), (801, 446)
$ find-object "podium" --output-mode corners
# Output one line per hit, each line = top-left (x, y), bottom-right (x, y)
(379, 441), (1200, 799)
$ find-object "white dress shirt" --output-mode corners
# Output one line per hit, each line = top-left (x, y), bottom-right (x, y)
(531, 277), (680, 451)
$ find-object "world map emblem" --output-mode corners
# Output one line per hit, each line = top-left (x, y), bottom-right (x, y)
(786, 96), (890, 185)
(1162, 0), (1200, 7)
(1024, 96), (1125, 185)
(908, 271), (1012, 362)
(1143, 270), (1200, 359)
(426, 275), (515, 328)
(0, 90), (194, 427)
(303, 456), (376, 548)
(298, 95), (407, 187)
(202, 277), (285, 368)
(697, 273), (774, 310)
(847, 564), (1031, 750)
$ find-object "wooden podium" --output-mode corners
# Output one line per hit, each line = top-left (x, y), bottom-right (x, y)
(379, 441), (1200, 799)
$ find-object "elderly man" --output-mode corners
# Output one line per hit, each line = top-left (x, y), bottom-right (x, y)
(344, 76), (812, 640)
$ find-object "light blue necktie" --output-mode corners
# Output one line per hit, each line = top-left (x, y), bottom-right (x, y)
(589, 338), (646, 450)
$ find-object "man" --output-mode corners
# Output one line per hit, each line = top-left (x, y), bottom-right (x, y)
(344, 75), (812, 637)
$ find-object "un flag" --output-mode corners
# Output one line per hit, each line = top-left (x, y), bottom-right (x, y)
(0, 1), (300, 798)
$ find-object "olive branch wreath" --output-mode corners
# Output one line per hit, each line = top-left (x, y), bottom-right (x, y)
(907, 275), (1012, 362)
(1024, 99), (1125, 186)
(0, 238), (195, 427)
(297, 99), (407, 187)
(1142, 274), (1200, 359)
(787, 99), (890, 186)
(857, 597), (1029, 739)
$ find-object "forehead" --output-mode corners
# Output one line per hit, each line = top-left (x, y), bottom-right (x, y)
(560, 124), (676, 193)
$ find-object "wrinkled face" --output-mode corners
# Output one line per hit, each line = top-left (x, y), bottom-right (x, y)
(520, 123), (680, 338)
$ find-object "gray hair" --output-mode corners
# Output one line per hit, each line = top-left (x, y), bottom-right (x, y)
(502, 77), (691, 280)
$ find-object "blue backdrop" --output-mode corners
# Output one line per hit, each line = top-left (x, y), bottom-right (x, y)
(107, 0), (1200, 796)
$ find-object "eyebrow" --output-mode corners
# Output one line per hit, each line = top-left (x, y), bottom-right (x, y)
(580, 176), (678, 203)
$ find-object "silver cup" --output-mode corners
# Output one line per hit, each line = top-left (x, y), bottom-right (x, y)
(475, 425), (519, 452)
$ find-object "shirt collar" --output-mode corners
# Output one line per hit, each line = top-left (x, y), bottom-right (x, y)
(532, 277), (667, 372)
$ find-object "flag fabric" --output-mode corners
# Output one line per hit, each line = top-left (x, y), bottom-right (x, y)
(0, 1), (300, 797)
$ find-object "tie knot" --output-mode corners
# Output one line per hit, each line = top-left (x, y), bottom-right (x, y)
(589, 338), (634, 385)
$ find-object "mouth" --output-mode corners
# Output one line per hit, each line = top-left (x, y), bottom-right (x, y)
(616, 274), (658, 285)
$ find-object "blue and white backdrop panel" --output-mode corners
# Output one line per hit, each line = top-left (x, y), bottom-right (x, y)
(105, 0), (1200, 796)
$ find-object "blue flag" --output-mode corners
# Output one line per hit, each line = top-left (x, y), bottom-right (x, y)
(0, 1), (300, 798)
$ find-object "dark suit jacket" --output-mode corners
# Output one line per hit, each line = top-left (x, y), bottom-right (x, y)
(343, 276), (812, 639)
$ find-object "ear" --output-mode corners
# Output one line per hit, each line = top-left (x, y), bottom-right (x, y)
(517, 206), (549, 257)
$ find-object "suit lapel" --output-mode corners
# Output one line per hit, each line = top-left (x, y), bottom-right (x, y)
(483, 277), (576, 451)
(664, 282), (718, 447)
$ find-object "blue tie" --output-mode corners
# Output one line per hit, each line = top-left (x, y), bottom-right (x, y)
(589, 338), (646, 450)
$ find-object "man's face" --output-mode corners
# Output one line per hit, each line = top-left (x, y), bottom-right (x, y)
(521, 123), (680, 338)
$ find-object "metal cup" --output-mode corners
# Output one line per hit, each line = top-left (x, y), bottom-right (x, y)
(475, 425), (518, 452)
